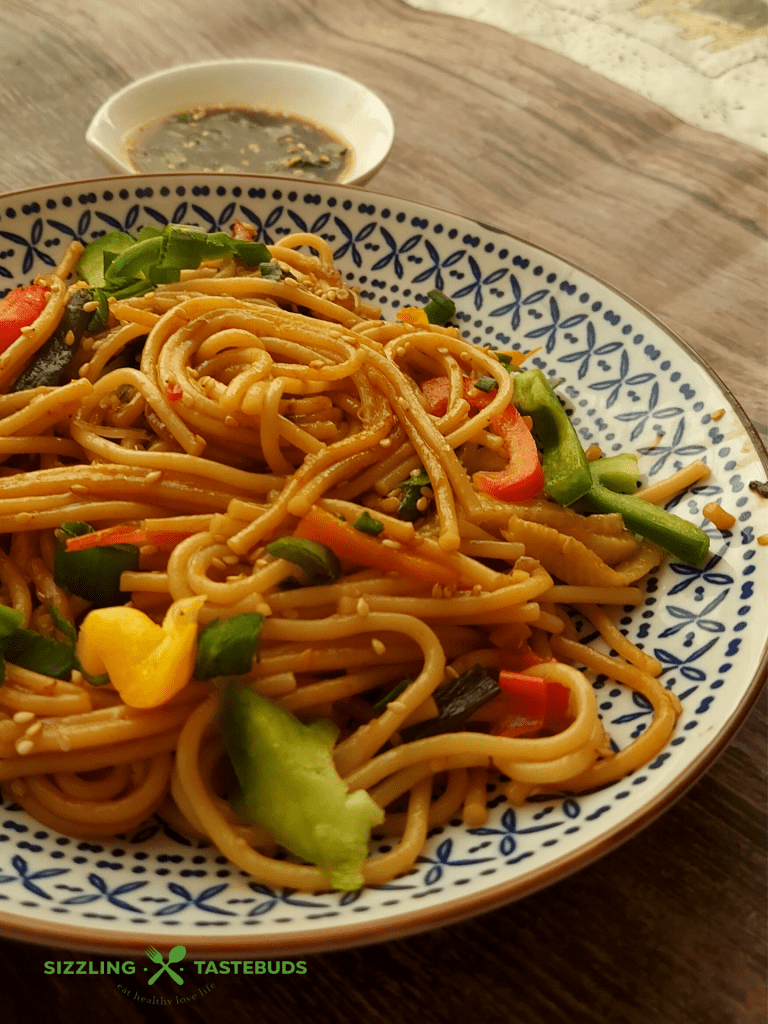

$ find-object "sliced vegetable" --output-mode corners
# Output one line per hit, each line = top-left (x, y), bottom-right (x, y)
(473, 403), (545, 503)
(1, 630), (77, 680)
(62, 522), (192, 553)
(582, 457), (710, 566)
(10, 288), (94, 391)
(294, 506), (460, 586)
(54, 522), (140, 607)
(353, 511), (385, 537)
(194, 614), (264, 680)
(76, 597), (204, 708)
(259, 261), (282, 281)
(265, 535), (341, 586)
(220, 683), (384, 891)
(473, 375), (499, 393)
(0, 605), (24, 638)
(0, 284), (50, 353)
(491, 670), (570, 737)
(397, 289), (455, 328)
(371, 678), (412, 713)
(400, 663), (500, 742)
(77, 233), (136, 288)
(0, 606), (25, 686)
(512, 368), (592, 506)
(588, 452), (641, 494)
(422, 289), (456, 326)
(396, 307), (429, 327)
(497, 350), (537, 371)
(77, 224), (273, 330)
(395, 469), (431, 521)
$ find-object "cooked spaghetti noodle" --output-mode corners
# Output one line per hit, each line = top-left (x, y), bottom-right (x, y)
(0, 230), (688, 891)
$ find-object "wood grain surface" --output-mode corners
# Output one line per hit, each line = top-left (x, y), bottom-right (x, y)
(0, 1), (765, 1022)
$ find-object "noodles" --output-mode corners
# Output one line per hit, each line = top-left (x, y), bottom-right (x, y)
(0, 230), (694, 892)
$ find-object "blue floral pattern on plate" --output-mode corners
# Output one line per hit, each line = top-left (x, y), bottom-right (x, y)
(0, 176), (766, 952)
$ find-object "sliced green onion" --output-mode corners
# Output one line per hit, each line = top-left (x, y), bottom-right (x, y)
(259, 262), (282, 281)
(474, 375), (499, 393)
(372, 678), (412, 712)
(400, 663), (500, 741)
(423, 289), (456, 326)
(53, 522), (139, 607)
(194, 613), (264, 680)
(353, 511), (384, 536)
(265, 536), (341, 585)
(396, 469), (431, 521)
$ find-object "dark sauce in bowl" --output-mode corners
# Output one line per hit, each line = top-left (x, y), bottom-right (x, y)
(126, 106), (352, 181)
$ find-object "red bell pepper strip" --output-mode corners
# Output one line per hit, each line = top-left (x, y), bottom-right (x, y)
(165, 381), (183, 403)
(65, 524), (193, 552)
(473, 403), (545, 502)
(0, 285), (50, 353)
(293, 505), (460, 586)
(491, 670), (571, 737)
(420, 374), (544, 501)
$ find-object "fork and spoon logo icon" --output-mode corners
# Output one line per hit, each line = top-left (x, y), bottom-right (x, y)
(145, 945), (186, 985)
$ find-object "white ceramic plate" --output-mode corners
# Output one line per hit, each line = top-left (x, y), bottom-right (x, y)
(85, 60), (394, 186)
(0, 175), (766, 956)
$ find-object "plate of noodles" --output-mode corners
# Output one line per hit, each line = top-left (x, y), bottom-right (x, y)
(0, 174), (765, 956)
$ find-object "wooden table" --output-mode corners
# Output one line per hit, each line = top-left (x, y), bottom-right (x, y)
(0, 2), (765, 1022)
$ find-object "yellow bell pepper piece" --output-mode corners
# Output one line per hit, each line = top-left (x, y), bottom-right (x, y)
(77, 596), (206, 708)
(396, 307), (429, 327)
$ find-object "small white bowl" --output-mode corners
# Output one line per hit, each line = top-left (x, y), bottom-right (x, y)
(86, 59), (394, 186)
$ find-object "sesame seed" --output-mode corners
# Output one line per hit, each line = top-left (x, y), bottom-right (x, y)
(356, 597), (370, 617)
(15, 739), (35, 755)
(371, 638), (386, 656)
(12, 711), (35, 724)
(145, 470), (162, 484)
(25, 721), (42, 737)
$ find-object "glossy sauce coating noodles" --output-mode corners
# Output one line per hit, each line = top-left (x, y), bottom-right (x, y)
(0, 231), (683, 891)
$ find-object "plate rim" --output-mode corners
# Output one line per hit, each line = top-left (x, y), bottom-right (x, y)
(0, 173), (765, 956)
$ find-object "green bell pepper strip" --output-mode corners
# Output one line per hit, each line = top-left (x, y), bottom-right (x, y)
(581, 455), (710, 566)
(511, 368), (592, 506)
(220, 683), (384, 891)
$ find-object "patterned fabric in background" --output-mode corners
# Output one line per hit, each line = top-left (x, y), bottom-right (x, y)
(402, 0), (768, 151)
